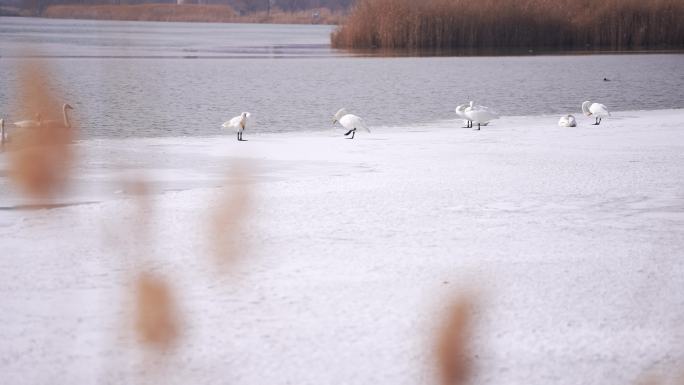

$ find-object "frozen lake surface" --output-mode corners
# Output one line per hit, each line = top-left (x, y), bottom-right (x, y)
(0, 109), (683, 385)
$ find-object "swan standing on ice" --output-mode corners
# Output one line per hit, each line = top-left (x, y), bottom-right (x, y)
(582, 101), (610, 125)
(464, 101), (499, 130)
(558, 114), (577, 127)
(455, 103), (472, 128)
(332, 108), (370, 139)
(222, 112), (251, 141)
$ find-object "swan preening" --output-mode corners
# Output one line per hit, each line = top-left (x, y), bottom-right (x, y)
(222, 112), (251, 141)
(332, 108), (370, 139)
(455, 103), (472, 128)
(463, 101), (499, 130)
(582, 101), (610, 125)
(558, 114), (577, 127)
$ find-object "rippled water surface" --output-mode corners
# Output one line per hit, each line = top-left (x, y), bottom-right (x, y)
(1, 17), (683, 138)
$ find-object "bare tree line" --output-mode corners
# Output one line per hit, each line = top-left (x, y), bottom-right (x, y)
(331, 0), (684, 51)
(15, 0), (353, 13)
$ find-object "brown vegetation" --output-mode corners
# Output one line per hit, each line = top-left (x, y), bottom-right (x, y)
(135, 272), (179, 350)
(331, 0), (684, 51)
(41, 4), (344, 24)
(435, 297), (474, 385)
(7, 59), (76, 201)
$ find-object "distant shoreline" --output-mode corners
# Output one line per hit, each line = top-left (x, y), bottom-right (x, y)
(1, 4), (344, 25)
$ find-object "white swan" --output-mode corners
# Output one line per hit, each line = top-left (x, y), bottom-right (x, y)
(12, 104), (74, 129)
(222, 112), (251, 141)
(582, 101), (610, 125)
(41, 103), (74, 129)
(332, 108), (370, 140)
(464, 101), (499, 130)
(558, 114), (577, 127)
(455, 103), (472, 128)
(12, 113), (42, 128)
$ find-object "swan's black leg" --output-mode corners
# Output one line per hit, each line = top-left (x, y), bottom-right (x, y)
(592, 117), (599, 125)
(462, 120), (470, 128)
(237, 132), (240, 141)
(598, 117), (602, 125)
(476, 123), (481, 131)
(344, 129), (354, 136)
(346, 129), (356, 139)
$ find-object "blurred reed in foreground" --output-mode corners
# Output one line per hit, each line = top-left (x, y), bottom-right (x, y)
(209, 163), (252, 272)
(331, 0), (684, 51)
(436, 297), (474, 385)
(7, 59), (76, 201)
(135, 272), (179, 350)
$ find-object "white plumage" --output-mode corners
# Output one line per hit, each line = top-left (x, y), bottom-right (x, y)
(582, 101), (610, 125)
(11, 104), (74, 129)
(41, 104), (74, 129)
(455, 103), (472, 128)
(558, 114), (577, 127)
(13, 114), (42, 128)
(464, 101), (499, 130)
(332, 108), (370, 139)
(222, 112), (251, 141)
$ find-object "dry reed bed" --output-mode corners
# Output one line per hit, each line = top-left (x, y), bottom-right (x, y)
(331, 0), (684, 50)
(42, 4), (344, 24)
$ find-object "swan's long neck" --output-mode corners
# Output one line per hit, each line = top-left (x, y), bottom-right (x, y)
(581, 102), (591, 116)
(63, 105), (71, 128)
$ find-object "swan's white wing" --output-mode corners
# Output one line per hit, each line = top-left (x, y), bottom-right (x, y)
(222, 115), (242, 129)
(13, 120), (40, 128)
(340, 114), (370, 133)
(455, 104), (468, 119)
(591, 103), (610, 117)
(467, 106), (499, 123)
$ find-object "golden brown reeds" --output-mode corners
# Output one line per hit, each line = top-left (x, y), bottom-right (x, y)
(331, 0), (684, 50)
(134, 272), (180, 350)
(7, 59), (76, 201)
(435, 297), (474, 385)
(209, 163), (252, 272)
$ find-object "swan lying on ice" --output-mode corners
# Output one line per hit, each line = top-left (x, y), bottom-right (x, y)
(558, 114), (577, 127)
(582, 101), (610, 125)
(222, 112), (251, 141)
(332, 108), (370, 140)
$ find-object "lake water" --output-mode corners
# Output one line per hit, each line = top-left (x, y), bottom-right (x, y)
(1, 16), (683, 138)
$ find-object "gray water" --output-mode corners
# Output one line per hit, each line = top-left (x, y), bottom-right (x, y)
(1, 16), (684, 138)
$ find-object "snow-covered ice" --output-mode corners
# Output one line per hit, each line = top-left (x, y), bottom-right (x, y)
(1, 110), (683, 385)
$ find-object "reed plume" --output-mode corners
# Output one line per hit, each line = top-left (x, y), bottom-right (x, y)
(7, 58), (76, 201)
